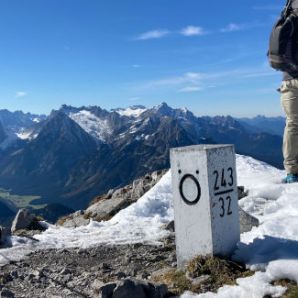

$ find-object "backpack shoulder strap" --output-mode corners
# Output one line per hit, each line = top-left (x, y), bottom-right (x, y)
(283, 0), (293, 17)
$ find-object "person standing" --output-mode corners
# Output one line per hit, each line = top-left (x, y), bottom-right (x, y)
(269, 0), (298, 182)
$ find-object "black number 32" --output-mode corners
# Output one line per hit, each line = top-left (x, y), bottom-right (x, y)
(219, 196), (233, 217)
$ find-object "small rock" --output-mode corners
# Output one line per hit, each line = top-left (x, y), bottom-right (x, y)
(239, 208), (259, 233)
(99, 282), (117, 298)
(60, 268), (71, 275)
(238, 186), (248, 200)
(100, 263), (110, 270)
(115, 271), (127, 279)
(1, 274), (13, 284)
(164, 221), (175, 232)
(186, 273), (210, 286)
(0, 288), (15, 298)
(99, 278), (168, 298)
(151, 267), (173, 280)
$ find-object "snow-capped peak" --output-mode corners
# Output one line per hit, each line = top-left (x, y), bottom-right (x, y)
(113, 105), (147, 118)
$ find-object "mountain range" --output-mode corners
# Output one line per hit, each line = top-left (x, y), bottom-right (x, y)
(0, 103), (284, 213)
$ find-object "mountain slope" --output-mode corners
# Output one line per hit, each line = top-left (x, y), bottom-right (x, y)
(0, 121), (6, 144)
(200, 116), (283, 167)
(0, 111), (98, 203)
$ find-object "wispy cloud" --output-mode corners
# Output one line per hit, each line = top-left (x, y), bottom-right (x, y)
(136, 22), (264, 41)
(220, 21), (267, 33)
(131, 72), (204, 92)
(135, 29), (170, 40)
(220, 23), (242, 33)
(178, 86), (202, 93)
(132, 64), (141, 68)
(129, 66), (277, 93)
(143, 72), (203, 87)
(135, 25), (207, 41)
(180, 26), (206, 36)
(15, 91), (27, 98)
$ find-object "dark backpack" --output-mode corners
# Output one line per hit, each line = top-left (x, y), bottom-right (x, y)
(268, 0), (298, 73)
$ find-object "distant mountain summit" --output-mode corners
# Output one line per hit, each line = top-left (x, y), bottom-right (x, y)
(0, 109), (46, 149)
(0, 103), (283, 210)
(237, 115), (285, 136)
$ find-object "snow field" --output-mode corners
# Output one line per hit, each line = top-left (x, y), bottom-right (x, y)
(1, 154), (298, 297)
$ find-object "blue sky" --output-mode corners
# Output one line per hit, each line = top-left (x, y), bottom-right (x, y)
(0, 0), (286, 117)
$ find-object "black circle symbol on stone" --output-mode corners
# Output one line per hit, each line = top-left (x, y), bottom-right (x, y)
(179, 174), (201, 205)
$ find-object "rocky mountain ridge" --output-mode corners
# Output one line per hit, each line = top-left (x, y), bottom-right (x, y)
(237, 115), (285, 137)
(0, 103), (283, 212)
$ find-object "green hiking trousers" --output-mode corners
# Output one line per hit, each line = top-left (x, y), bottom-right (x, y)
(280, 79), (298, 174)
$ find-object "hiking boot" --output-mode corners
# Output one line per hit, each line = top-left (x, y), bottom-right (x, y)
(282, 173), (298, 183)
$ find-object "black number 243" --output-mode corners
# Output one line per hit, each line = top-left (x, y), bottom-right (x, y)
(213, 167), (233, 191)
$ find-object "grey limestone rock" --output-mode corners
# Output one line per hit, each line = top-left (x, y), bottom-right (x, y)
(99, 278), (168, 298)
(239, 208), (259, 233)
(0, 288), (14, 298)
(11, 209), (45, 235)
(59, 169), (167, 227)
(11, 209), (35, 234)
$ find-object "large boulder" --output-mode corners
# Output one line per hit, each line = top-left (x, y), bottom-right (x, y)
(11, 209), (45, 235)
(99, 278), (168, 298)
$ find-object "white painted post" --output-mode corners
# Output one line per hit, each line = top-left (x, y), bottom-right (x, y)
(170, 145), (240, 268)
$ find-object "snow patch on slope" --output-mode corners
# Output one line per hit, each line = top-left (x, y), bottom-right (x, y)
(16, 129), (38, 140)
(115, 106), (147, 118)
(69, 110), (112, 142)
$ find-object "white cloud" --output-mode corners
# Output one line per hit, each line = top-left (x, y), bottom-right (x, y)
(185, 72), (201, 79)
(178, 86), (202, 93)
(145, 72), (203, 88)
(220, 21), (267, 33)
(131, 72), (204, 92)
(129, 65), (277, 94)
(180, 26), (205, 36)
(15, 91), (27, 98)
(220, 23), (242, 33)
(135, 29), (170, 40)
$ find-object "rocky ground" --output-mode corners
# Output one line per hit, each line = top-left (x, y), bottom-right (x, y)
(0, 176), (259, 298)
(0, 233), (256, 298)
(0, 236), (176, 298)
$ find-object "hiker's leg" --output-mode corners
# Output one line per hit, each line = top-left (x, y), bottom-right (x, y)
(280, 79), (298, 174)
